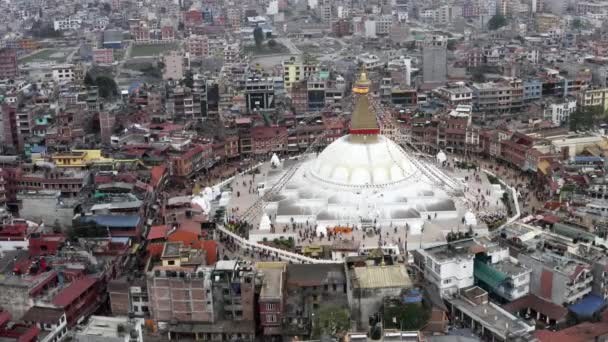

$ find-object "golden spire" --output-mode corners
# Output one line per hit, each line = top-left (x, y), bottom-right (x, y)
(349, 65), (379, 136)
(352, 65), (371, 94)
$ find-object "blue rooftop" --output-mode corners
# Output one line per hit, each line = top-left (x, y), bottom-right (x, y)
(568, 294), (605, 317)
(573, 156), (603, 163)
(82, 215), (140, 228)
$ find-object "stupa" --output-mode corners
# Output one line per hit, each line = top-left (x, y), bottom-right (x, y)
(258, 68), (469, 247)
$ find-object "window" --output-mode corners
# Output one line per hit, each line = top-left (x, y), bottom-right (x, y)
(167, 260), (175, 265)
(266, 303), (276, 311)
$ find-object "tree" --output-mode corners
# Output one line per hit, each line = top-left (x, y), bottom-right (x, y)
(312, 306), (350, 339)
(183, 70), (194, 88)
(569, 106), (603, 131)
(572, 18), (583, 29)
(253, 26), (264, 48)
(94, 75), (118, 98)
(84, 72), (95, 86)
(384, 303), (430, 331)
(488, 14), (507, 30)
(268, 39), (277, 49)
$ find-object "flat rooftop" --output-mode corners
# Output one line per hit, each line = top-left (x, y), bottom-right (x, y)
(492, 260), (530, 278)
(78, 316), (140, 338)
(423, 239), (481, 262)
(449, 297), (533, 339)
(259, 267), (284, 299)
(352, 265), (412, 289)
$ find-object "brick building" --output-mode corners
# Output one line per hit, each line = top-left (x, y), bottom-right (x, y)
(0, 49), (18, 80)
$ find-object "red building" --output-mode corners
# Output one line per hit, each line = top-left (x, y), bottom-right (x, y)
(161, 26), (175, 40)
(1, 104), (18, 149)
(0, 310), (39, 342)
(184, 9), (203, 26)
(170, 144), (213, 178)
(0, 49), (18, 80)
(251, 126), (287, 155)
(51, 276), (101, 327)
(257, 263), (286, 337)
(92, 49), (114, 64)
(28, 234), (66, 257)
(500, 132), (534, 170)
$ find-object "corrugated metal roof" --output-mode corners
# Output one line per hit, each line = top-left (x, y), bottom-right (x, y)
(353, 265), (411, 289)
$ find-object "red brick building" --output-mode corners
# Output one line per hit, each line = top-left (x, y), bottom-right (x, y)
(0, 49), (18, 80)
(252, 126), (287, 155)
(51, 276), (101, 327)
(257, 263), (286, 337)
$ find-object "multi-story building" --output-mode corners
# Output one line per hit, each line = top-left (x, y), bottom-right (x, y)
(251, 126), (287, 155)
(170, 144), (213, 178)
(471, 78), (524, 114)
(92, 49), (114, 64)
(523, 79), (543, 103)
(415, 239), (479, 297)
(307, 77), (326, 111)
(163, 51), (184, 81)
(518, 250), (594, 306)
(256, 262), (286, 338)
(544, 97), (577, 126)
(577, 1), (608, 14)
(166, 86), (202, 119)
(291, 81), (308, 113)
(53, 18), (82, 31)
(578, 87), (608, 113)
(186, 35), (209, 59)
(473, 244), (531, 302)
(129, 19), (150, 41)
(245, 77), (275, 112)
(375, 15), (392, 35)
(0, 49), (17, 80)
(18, 169), (89, 198)
(422, 36), (447, 85)
(51, 64), (78, 83)
(282, 59), (318, 89)
(435, 83), (473, 105)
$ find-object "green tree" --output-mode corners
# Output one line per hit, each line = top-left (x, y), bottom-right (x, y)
(572, 18), (583, 29)
(253, 26), (264, 48)
(569, 106), (603, 131)
(488, 14), (507, 30)
(384, 303), (430, 331)
(268, 39), (277, 49)
(84, 72), (95, 86)
(94, 75), (118, 98)
(312, 306), (350, 339)
(183, 70), (194, 88)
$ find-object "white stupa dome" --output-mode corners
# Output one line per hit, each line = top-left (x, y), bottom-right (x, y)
(310, 135), (418, 187)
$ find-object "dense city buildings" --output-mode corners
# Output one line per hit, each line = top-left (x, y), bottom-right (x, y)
(0, 0), (608, 341)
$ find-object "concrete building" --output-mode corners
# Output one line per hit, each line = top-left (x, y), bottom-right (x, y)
(51, 65), (78, 83)
(282, 59), (318, 89)
(346, 260), (412, 329)
(186, 35), (209, 59)
(416, 239), (480, 297)
(93, 49), (114, 65)
(523, 79), (543, 103)
(75, 316), (144, 342)
(446, 287), (535, 341)
(578, 87), (608, 113)
(422, 36), (448, 85)
(256, 262), (286, 338)
(245, 77), (275, 112)
(471, 78), (524, 114)
(163, 51), (184, 81)
(517, 249), (594, 306)
(53, 18), (82, 31)
(435, 83), (474, 105)
(22, 306), (68, 342)
(544, 98), (577, 126)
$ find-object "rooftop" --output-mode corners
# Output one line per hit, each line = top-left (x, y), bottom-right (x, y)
(258, 263), (285, 300)
(77, 316), (141, 339)
(423, 239), (481, 262)
(352, 265), (412, 289)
